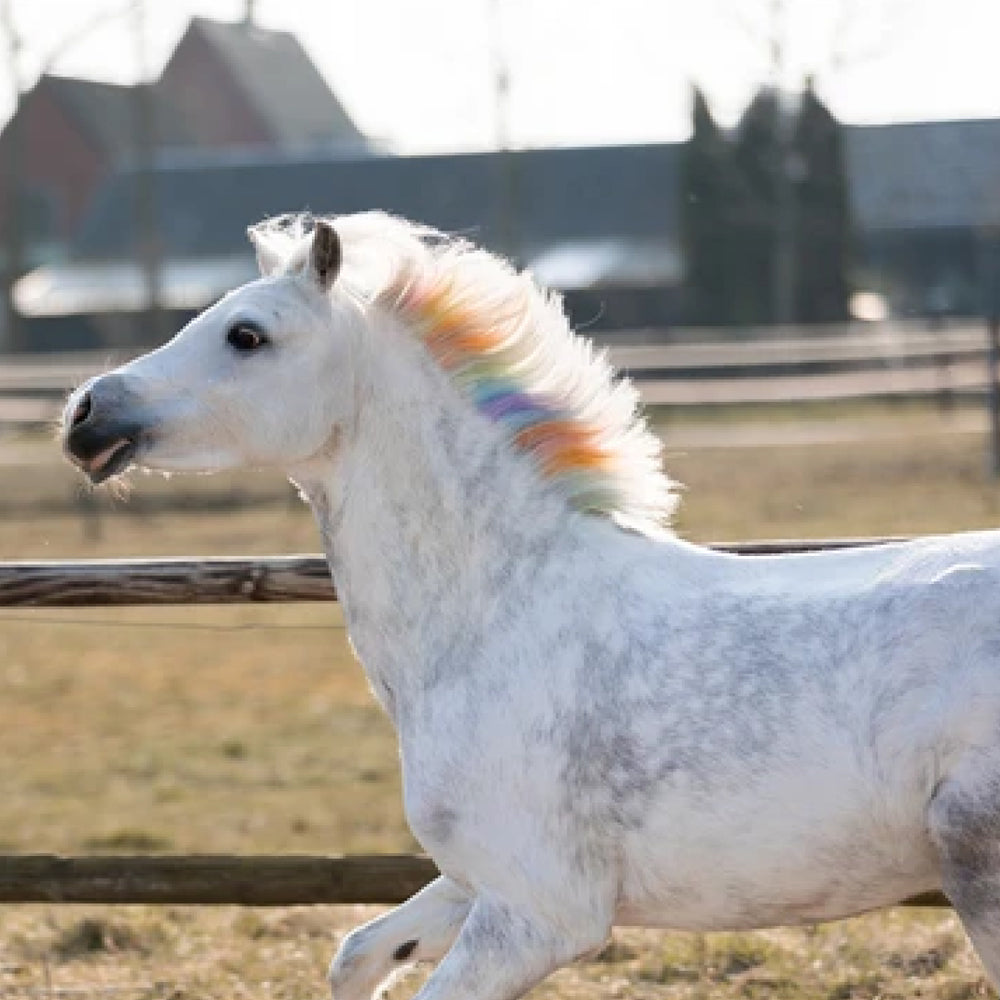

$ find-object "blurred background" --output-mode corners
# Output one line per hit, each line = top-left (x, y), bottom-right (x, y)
(2, 0), (999, 346)
(1, 0), (1000, 551)
(4, 5), (1000, 998)
(0, 0), (999, 504)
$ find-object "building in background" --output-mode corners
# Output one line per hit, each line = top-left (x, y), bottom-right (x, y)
(5, 10), (1000, 352)
(0, 75), (161, 265)
(0, 14), (371, 346)
(14, 116), (1000, 350)
(846, 118), (1000, 321)
(13, 142), (683, 350)
(156, 17), (369, 155)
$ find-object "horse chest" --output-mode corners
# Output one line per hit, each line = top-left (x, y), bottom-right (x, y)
(395, 682), (584, 874)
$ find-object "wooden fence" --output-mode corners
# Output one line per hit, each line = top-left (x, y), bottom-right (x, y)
(0, 323), (992, 428)
(0, 855), (438, 906)
(0, 546), (949, 909)
(0, 541), (904, 608)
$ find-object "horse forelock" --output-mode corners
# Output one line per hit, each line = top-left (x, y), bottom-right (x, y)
(247, 213), (315, 277)
(247, 211), (679, 532)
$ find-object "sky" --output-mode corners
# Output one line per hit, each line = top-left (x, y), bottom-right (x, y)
(0, 0), (998, 152)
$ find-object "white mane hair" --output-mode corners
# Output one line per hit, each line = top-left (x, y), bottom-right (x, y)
(247, 211), (679, 531)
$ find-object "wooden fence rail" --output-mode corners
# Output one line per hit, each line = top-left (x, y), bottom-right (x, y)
(0, 323), (992, 426)
(0, 555), (338, 607)
(0, 539), (903, 608)
(0, 854), (438, 906)
(0, 853), (946, 908)
(0, 539), (947, 910)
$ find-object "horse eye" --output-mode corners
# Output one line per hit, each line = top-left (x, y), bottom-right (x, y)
(226, 323), (267, 353)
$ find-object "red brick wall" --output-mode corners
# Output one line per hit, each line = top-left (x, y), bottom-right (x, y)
(0, 87), (108, 239)
(157, 29), (272, 148)
(0, 25), (278, 246)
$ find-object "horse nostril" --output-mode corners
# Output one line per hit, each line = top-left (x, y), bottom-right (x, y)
(70, 393), (92, 429)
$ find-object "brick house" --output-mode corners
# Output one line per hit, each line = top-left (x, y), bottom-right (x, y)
(157, 17), (367, 152)
(0, 16), (368, 265)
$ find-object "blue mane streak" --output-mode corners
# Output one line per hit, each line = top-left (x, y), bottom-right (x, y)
(468, 379), (560, 428)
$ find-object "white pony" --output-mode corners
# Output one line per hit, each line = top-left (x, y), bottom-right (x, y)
(63, 212), (1000, 999)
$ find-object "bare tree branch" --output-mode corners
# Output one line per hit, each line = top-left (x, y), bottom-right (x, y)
(0, 0), (141, 353)
(0, 0), (25, 350)
(827, 0), (919, 75)
(0, 0), (23, 91)
(712, 0), (923, 90)
(36, 0), (139, 75)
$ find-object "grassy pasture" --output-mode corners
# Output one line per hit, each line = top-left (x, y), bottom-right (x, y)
(1, 400), (999, 999)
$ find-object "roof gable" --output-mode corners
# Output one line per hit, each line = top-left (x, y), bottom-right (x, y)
(33, 73), (200, 154)
(35, 76), (135, 156)
(168, 17), (368, 150)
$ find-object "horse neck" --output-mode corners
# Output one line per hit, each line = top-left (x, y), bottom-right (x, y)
(294, 310), (572, 704)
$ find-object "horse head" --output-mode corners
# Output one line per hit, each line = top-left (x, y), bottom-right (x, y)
(63, 220), (351, 484)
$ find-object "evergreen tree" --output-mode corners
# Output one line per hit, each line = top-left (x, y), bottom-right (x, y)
(791, 80), (852, 322)
(731, 88), (783, 324)
(679, 87), (738, 325)
(680, 85), (853, 326)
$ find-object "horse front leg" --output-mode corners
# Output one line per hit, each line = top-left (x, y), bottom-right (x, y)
(329, 875), (472, 1000)
(410, 893), (612, 1000)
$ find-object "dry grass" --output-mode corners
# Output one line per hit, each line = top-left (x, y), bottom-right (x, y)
(0, 907), (992, 1000)
(658, 402), (1000, 543)
(2, 401), (999, 999)
(0, 602), (409, 858)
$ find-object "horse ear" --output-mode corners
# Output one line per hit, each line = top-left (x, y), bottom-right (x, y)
(310, 221), (342, 291)
(247, 225), (283, 277)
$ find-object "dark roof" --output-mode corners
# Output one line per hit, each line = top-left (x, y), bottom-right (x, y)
(36, 73), (203, 154)
(38, 76), (135, 154)
(22, 18), (369, 162)
(70, 116), (1000, 266)
(845, 118), (1000, 231)
(170, 18), (368, 150)
(73, 143), (681, 262)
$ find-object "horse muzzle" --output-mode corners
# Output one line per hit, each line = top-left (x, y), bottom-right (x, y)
(63, 374), (145, 484)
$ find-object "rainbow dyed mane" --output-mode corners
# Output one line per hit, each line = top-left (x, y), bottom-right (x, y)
(250, 212), (678, 532)
(382, 237), (676, 532)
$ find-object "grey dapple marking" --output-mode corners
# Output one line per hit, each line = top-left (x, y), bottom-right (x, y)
(62, 212), (1000, 998)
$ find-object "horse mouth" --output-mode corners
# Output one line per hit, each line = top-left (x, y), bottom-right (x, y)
(73, 437), (138, 484)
